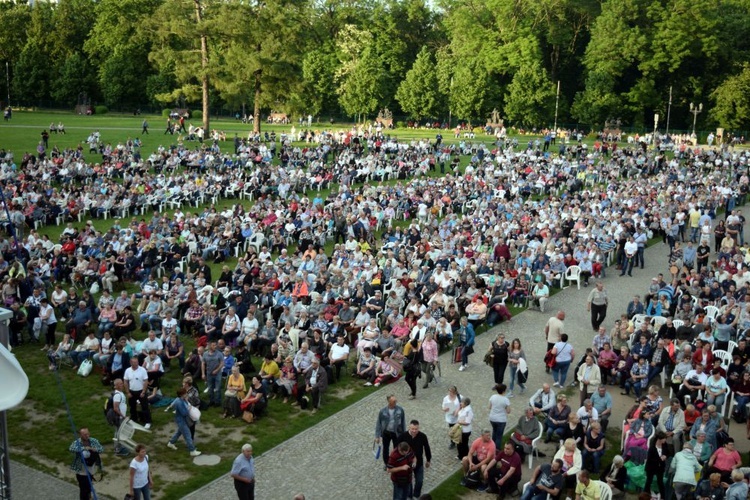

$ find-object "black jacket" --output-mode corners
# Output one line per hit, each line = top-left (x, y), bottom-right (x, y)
(397, 430), (432, 466)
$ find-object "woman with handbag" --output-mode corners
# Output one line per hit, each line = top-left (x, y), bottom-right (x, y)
(223, 365), (246, 419)
(551, 334), (574, 388)
(240, 376), (267, 422)
(166, 388), (202, 457)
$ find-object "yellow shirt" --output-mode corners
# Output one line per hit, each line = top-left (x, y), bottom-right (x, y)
(261, 360), (280, 378)
(575, 480), (600, 500)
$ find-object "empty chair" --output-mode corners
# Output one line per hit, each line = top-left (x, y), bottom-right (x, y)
(564, 265), (582, 289)
(114, 417), (152, 453)
(632, 314), (648, 330)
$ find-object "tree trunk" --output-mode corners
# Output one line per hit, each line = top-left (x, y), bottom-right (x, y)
(195, 0), (210, 135)
(253, 69), (262, 134)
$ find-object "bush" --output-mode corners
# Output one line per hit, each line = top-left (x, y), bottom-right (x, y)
(94, 105), (108, 115)
(191, 110), (202, 120)
(162, 109), (172, 118)
(396, 121), (405, 129)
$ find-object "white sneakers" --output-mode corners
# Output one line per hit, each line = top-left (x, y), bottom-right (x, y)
(144, 423), (151, 430)
(190, 450), (202, 457)
(167, 442), (177, 450)
(458, 365), (466, 371)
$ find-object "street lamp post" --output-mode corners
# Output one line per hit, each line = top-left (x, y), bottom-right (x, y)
(689, 102), (703, 138)
(653, 113), (659, 145)
(665, 86), (672, 136)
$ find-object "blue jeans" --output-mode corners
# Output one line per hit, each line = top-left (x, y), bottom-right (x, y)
(583, 448), (604, 473)
(552, 361), (571, 386)
(393, 482), (410, 500)
(509, 364), (525, 392)
(411, 464), (424, 498)
(491, 421), (507, 450)
(133, 486), (151, 500)
(169, 419), (196, 452)
(521, 485), (549, 500)
(461, 344), (471, 366)
(206, 373), (222, 405)
(735, 395), (750, 417)
(545, 420), (565, 441)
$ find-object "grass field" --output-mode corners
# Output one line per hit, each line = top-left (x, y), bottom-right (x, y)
(3, 110), (541, 498)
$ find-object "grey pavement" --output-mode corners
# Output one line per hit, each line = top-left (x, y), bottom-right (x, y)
(9, 460), (114, 500)
(184, 225), (690, 499)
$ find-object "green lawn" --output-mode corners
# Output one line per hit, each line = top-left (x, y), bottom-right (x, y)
(3, 110), (547, 498)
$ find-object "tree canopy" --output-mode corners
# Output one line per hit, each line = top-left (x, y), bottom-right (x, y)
(1, 0), (748, 131)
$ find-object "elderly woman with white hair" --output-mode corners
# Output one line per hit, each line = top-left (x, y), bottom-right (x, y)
(601, 455), (628, 500)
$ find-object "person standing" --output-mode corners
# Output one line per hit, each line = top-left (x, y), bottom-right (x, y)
(375, 394), (406, 469)
(488, 384), (511, 450)
(620, 236), (637, 277)
(142, 119), (149, 135)
(670, 443), (702, 500)
(123, 357), (151, 429)
(69, 428), (104, 500)
(457, 317), (475, 372)
(166, 388), (202, 456)
(202, 341), (223, 408)
(544, 311), (565, 373)
(442, 386), (461, 449)
(644, 432), (670, 499)
(488, 333), (509, 384)
(129, 443), (153, 500)
(230, 444), (256, 500)
(551, 334), (574, 389)
(586, 282), (608, 332)
(397, 420), (431, 499)
(387, 441), (416, 500)
(576, 354), (601, 407)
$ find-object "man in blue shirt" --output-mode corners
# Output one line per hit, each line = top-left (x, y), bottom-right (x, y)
(230, 444), (255, 500)
(590, 386), (613, 432)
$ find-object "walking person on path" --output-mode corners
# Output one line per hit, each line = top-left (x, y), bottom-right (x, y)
(551, 334), (575, 389)
(576, 354), (602, 407)
(129, 443), (153, 500)
(397, 419), (431, 499)
(69, 427), (104, 500)
(230, 444), (256, 500)
(507, 338), (527, 397)
(141, 119), (149, 135)
(442, 386), (461, 449)
(544, 311), (565, 373)
(488, 383), (511, 450)
(387, 441), (416, 500)
(488, 332), (509, 384)
(375, 394), (406, 470)
(586, 281), (609, 331)
(166, 388), (202, 456)
(457, 316), (475, 371)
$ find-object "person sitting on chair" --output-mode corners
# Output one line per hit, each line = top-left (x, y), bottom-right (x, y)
(520, 459), (564, 500)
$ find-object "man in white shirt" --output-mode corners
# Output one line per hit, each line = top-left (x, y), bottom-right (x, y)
(620, 236), (637, 277)
(328, 334), (350, 382)
(140, 331), (164, 363)
(123, 357), (151, 429)
(160, 310), (178, 342)
(677, 364), (708, 403)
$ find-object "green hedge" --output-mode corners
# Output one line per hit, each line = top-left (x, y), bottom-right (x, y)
(192, 110), (202, 120)
(93, 105), (108, 115)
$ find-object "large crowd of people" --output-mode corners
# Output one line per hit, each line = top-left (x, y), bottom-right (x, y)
(3, 122), (750, 498)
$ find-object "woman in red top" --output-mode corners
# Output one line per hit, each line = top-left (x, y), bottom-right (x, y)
(692, 340), (714, 369)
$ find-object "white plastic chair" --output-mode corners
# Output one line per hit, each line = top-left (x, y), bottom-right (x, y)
(528, 420), (544, 469)
(651, 316), (667, 331)
(728, 340), (738, 354)
(632, 314), (648, 330)
(114, 417), (152, 453)
(704, 305), (720, 321)
(597, 480), (613, 500)
(564, 265), (581, 289)
(672, 319), (684, 329)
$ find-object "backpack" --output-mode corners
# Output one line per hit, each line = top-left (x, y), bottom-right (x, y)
(104, 392), (122, 427)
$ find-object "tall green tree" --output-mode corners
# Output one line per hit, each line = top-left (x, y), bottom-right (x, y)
(213, 0), (306, 133)
(504, 61), (556, 127)
(85, 0), (162, 109)
(395, 47), (442, 121)
(711, 65), (750, 130)
(14, 2), (54, 105)
(337, 44), (384, 120)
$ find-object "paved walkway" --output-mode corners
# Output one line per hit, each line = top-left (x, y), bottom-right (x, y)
(185, 227), (691, 499)
(9, 460), (115, 500)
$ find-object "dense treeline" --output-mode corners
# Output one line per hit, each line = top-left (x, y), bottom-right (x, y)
(2, 0), (750, 131)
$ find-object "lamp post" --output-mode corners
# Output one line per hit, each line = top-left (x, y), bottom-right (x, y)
(653, 113), (659, 145)
(447, 76), (453, 129)
(689, 102), (703, 138)
(665, 86), (672, 136)
(553, 80), (561, 132)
